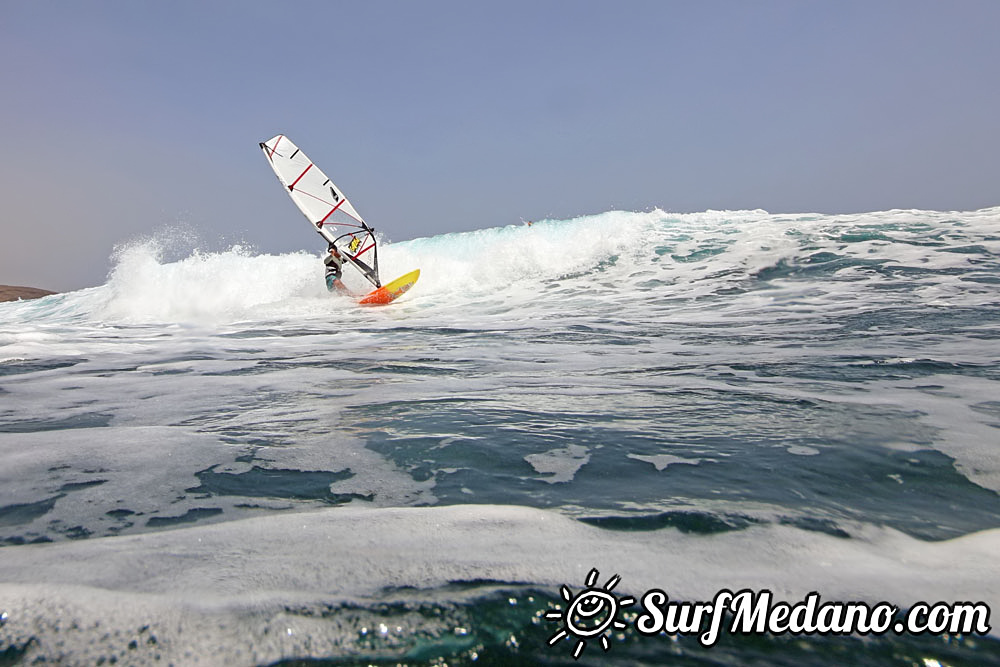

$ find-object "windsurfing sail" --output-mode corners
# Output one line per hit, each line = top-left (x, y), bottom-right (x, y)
(260, 134), (380, 287)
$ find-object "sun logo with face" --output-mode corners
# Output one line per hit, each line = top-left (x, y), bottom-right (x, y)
(545, 568), (635, 659)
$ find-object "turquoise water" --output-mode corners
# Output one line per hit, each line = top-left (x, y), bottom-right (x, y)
(1, 207), (999, 664)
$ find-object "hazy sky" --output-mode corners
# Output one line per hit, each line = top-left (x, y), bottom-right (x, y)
(2, 0), (998, 291)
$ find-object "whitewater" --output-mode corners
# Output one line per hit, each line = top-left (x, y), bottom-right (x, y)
(1, 207), (999, 665)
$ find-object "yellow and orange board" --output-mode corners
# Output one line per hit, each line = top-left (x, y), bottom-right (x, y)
(358, 269), (420, 306)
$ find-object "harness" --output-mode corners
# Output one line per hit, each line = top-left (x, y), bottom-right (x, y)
(324, 249), (344, 278)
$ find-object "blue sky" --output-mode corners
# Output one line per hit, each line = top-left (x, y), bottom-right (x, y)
(2, 0), (998, 290)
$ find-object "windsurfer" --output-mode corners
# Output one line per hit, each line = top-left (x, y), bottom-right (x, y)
(324, 243), (349, 293)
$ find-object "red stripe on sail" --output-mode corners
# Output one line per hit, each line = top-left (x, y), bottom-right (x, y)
(289, 163), (312, 191)
(352, 241), (376, 260)
(266, 135), (283, 160)
(319, 198), (345, 224)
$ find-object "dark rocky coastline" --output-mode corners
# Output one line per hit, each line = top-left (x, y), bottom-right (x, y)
(0, 285), (57, 302)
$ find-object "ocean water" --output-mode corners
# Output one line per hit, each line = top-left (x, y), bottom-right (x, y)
(1, 207), (999, 665)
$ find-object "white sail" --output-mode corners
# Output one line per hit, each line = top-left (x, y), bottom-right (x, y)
(259, 135), (366, 241)
(260, 134), (380, 287)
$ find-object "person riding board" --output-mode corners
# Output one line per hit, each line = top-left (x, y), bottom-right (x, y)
(324, 243), (350, 293)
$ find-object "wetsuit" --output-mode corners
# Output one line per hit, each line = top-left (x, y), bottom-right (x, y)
(324, 249), (345, 292)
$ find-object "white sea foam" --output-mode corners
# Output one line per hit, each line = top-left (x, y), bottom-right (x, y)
(628, 453), (705, 470)
(0, 504), (996, 664)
